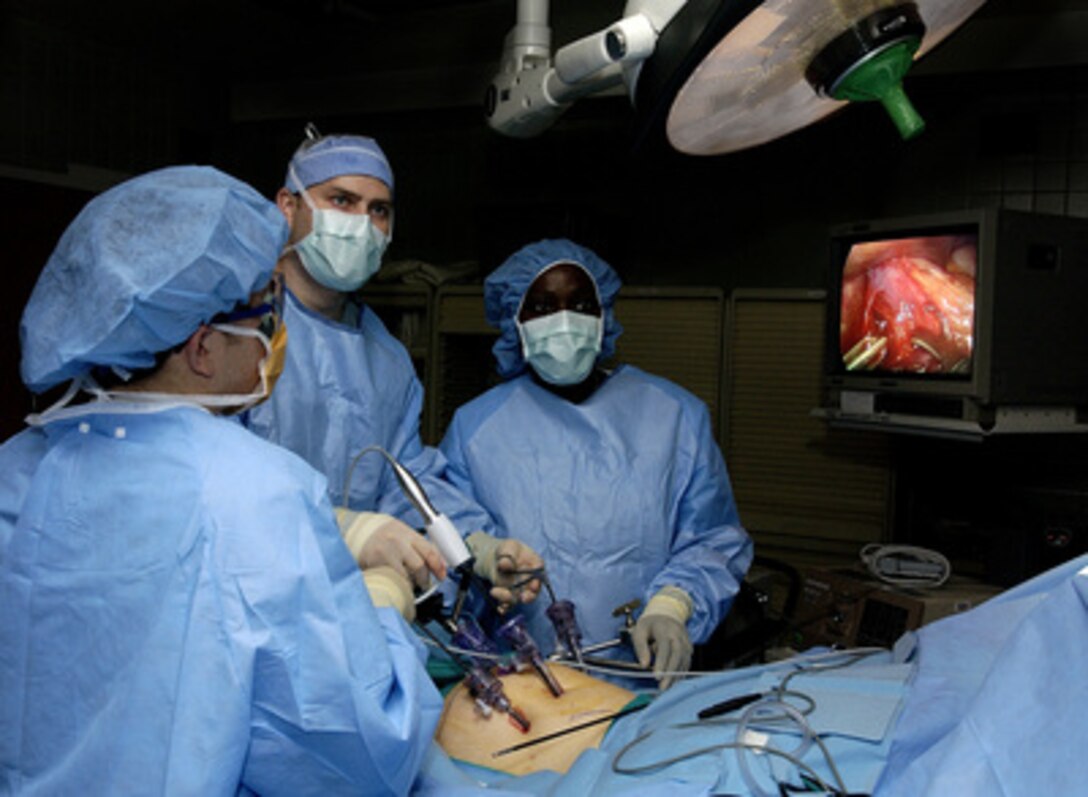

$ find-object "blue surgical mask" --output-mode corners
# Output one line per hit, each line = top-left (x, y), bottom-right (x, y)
(517, 310), (603, 386)
(291, 185), (391, 292)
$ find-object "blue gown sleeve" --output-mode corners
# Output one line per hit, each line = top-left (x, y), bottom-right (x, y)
(436, 408), (477, 504)
(374, 373), (497, 538)
(646, 397), (754, 643)
(231, 469), (443, 796)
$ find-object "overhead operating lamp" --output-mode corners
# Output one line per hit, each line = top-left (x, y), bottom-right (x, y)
(485, 0), (988, 155)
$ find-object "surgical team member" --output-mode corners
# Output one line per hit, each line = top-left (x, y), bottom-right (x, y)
(0, 166), (440, 795)
(440, 239), (754, 689)
(245, 126), (541, 605)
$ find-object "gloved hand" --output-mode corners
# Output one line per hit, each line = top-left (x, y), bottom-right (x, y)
(362, 566), (416, 622)
(630, 586), (694, 690)
(466, 531), (544, 610)
(336, 508), (447, 590)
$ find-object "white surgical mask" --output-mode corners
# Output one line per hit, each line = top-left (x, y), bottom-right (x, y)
(206, 322), (287, 411)
(26, 324), (288, 426)
(96, 322), (283, 415)
(517, 310), (603, 386)
(289, 172), (391, 292)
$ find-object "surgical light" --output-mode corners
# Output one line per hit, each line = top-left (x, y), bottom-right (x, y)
(484, 0), (988, 155)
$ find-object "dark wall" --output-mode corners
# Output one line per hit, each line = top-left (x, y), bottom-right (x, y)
(2, 180), (94, 437)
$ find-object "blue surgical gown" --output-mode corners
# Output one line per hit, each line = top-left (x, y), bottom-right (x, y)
(0, 403), (442, 796)
(245, 290), (494, 534)
(439, 365), (754, 662)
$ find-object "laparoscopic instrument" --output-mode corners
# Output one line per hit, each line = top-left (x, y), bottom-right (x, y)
(523, 575), (657, 681)
(344, 445), (477, 618)
(345, 446), (604, 674)
(497, 613), (565, 697)
(342, 444), (695, 749)
(546, 598), (650, 673)
(344, 446), (598, 709)
(415, 613), (532, 734)
(491, 702), (650, 758)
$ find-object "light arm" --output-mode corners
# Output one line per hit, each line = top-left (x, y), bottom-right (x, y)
(485, 1), (673, 138)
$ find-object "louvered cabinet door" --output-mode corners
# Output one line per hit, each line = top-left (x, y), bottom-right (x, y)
(724, 290), (893, 569)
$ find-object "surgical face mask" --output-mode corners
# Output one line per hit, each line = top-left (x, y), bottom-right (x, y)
(26, 322), (290, 425)
(209, 321), (288, 412)
(517, 310), (603, 386)
(291, 187), (391, 292)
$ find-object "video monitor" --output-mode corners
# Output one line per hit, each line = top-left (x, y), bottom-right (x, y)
(839, 232), (978, 376)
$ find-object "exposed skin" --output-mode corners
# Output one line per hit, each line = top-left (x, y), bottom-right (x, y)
(275, 174), (393, 321)
(115, 282), (277, 408)
(518, 263), (602, 322)
(518, 262), (607, 404)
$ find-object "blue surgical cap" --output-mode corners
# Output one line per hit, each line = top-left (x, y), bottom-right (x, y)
(485, 238), (623, 379)
(284, 134), (394, 193)
(20, 165), (289, 393)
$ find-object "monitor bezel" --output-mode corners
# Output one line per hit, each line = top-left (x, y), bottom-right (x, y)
(824, 209), (998, 402)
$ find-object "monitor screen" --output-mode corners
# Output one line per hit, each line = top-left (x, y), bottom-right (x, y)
(839, 231), (978, 376)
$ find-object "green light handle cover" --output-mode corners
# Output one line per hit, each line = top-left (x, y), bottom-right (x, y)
(832, 40), (925, 140)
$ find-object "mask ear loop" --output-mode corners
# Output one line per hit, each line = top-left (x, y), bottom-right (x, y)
(78, 325), (274, 414)
(25, 377), (87, 426)
(579, 263), (605, 352)
(25, 314), (283, 426)
(207, 322), (275, 403)
(284, 164), (321, 266)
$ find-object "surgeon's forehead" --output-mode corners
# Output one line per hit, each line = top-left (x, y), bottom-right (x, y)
(311, 174), (392, 200)
(528, 262), (595, 293)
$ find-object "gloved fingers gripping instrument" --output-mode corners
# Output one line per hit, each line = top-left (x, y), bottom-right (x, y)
(344, 446), (475, 618)
(467, 532), (547, 610)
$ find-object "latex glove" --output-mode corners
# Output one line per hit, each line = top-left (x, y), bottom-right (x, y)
(630, 586), (694, 690)
(336, 508), (447, 590)
(362, 566), (416, 622)
(466, 531), (544, 610)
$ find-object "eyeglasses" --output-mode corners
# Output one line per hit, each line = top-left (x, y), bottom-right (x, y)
(214, 279), (283, 338)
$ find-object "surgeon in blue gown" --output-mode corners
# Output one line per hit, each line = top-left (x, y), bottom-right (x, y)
(439, 239), (754, 689)
(0, 166), (441, 796)
(245, 126), (541, 604)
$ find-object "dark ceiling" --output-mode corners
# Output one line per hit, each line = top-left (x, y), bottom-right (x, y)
(4, 0), (1088, 187)
(14, 1), (1085, 118)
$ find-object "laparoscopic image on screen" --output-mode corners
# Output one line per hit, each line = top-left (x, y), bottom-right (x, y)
(839, 234), (977, 374)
